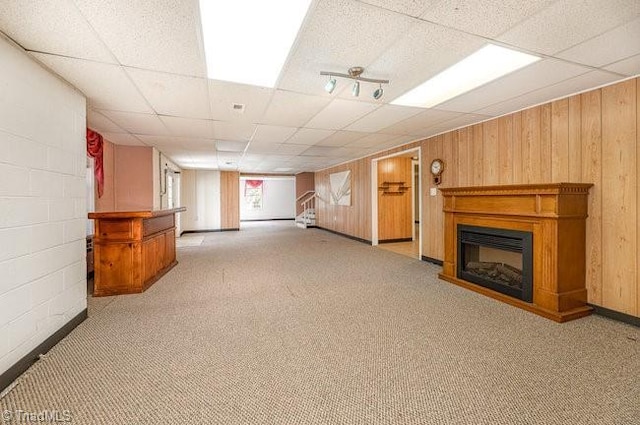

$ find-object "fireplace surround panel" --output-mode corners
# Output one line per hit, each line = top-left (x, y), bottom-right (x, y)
(439, 183), (593, 323)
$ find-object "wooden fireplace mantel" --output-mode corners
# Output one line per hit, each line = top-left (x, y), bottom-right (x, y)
(438, 183), (593, 322)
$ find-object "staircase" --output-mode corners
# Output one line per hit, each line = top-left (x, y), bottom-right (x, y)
(296, 191), (317, 228)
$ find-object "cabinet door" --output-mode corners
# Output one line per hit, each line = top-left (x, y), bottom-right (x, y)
(95, 242), (138, 295)
(165, 229), (176, 266)
(142, 238), (158, 284)
(156, 232), (166, 270)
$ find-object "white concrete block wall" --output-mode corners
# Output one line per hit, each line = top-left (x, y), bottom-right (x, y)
(0, 35), (87, 377)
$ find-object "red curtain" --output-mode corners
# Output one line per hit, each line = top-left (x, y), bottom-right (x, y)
(245, 179), (263, 189)
(86, 128), (104, 198)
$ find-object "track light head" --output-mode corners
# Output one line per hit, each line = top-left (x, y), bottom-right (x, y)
(352, 80), (360, 97)
(373, 84), (384, 100)
(324, 77), (337, 94)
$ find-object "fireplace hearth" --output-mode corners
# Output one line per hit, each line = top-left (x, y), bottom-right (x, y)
(457, 225), (533, 302)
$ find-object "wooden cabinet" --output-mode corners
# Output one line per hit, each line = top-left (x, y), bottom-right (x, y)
(89, 208), (185, 296)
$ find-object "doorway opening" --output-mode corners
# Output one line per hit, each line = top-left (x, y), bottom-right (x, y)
(371, 147), (421, 260)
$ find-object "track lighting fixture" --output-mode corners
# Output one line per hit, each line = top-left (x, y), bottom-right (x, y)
(319, 66), (389, 100)
(324, 76), (337, 94)
(373, 84), (384, 100)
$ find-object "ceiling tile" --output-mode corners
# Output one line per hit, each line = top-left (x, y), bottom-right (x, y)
(357, 0), (431, 17)
(272, 144), (310, 156)
(31, 53), (153, 113)
(305, 99), (380, 130)
(261, 91), (331, 127)
(345, 105), (423, 132)
(278, 0), (415, 95)
(0, 0), (116, 62)
(209, 81), (273, 123)
(475, 70), (623, 116)
(313, 130), (368, 147)
(246, 143), (280, 154)
(212, 121), (256, 142)
(101, 132), (145, 146)
(604, 54), (640, 76)
(126, 68), (211, 119)
(160, 116), (214, 139)
(87, 110), (125, 134)
(252, 125), (298, 144)
(430, 114), (493, 133)
(99, 110), (168, 136)
(300, 146), (346, 157)
(284, 128), (336, 146)
(498, 0), (640, 55)
(556, 17), (640, 68)
(436, 59), (591, 113)
(421, 0), (555, 38)
(136, 135), (215, 151)
(380, 109), (463, 135)
(364, 21), (486, 101)
(346, 133), (399, 148)
(73, 0), (206, 76)
(215, 140), (248, 153)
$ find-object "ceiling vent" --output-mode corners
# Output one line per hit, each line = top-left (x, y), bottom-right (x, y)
(232, 103), (245, 113)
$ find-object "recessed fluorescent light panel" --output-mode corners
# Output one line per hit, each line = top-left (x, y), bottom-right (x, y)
(199, 0), (312, 88)
(391, 44), (540, 108)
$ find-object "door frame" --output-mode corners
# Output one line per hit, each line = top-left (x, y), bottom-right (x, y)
(371, 146), (422, 258)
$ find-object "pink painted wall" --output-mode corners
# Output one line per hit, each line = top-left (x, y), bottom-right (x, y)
(94, 140), (153, 211)
(114, 145), (153, 211)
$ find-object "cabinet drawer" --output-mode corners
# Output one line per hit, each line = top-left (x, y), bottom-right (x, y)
(97, 220), (134, 240)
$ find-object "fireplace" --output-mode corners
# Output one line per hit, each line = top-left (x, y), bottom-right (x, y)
(438, 183), (593, 322)
(457, 225), (533, 302)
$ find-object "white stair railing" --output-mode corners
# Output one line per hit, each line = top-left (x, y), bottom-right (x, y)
(296, 191), (317, 228)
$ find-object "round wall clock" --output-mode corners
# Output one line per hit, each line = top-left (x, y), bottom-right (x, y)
(430, 158), (444, 185)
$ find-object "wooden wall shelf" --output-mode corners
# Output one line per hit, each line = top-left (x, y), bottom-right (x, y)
(378, 181), (409, 195)
(438, 183), (593, 322)
(89, 207), (186, 296)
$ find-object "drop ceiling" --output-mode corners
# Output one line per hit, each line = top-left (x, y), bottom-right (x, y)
(1, 0), (638, 173)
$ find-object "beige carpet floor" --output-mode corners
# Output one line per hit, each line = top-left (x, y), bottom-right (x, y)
(1, 221), (639, 424)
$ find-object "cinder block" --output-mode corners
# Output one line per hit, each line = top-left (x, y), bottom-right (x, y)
(49, 199), (76, 221)
(0, 163), (30, 196)
(0, 324), (8, 358)
(8, 311), (36, 351)
(29, 222), (64, 254)
(63, 219), (85, 243)
(0, 130), (10, 163)
(7, 132), (48, 170)
(30, 169), (63, 198)
(0, 284), (32, 326)
(0, 198), (49, 229)
(63, 175), (85, 198)
(0, 257), (19, 295)
(0, 227), (30, 262)
(30, 270), (64, 307)
(74, 197), (87, 219)
(63, 261), (85, 289)
(48, 147), (75, 175)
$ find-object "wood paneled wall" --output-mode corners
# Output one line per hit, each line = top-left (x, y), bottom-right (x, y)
(316, 143), (420, 241)
(315, 77), (639, 317)
(378, 157), (413, 241)
(220, 171), (240, 230)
